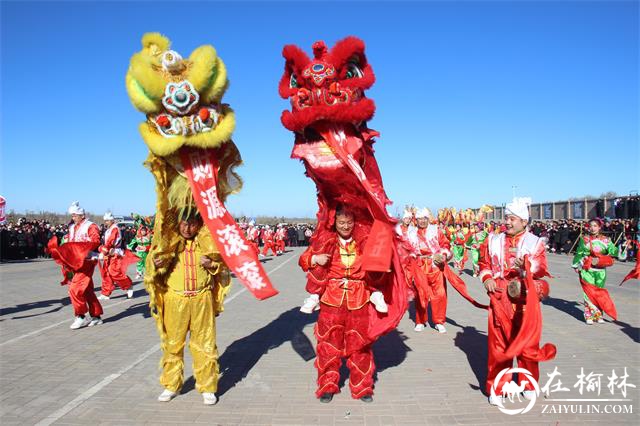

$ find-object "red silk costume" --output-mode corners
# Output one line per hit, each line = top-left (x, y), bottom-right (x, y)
(478, 231), (556, 394)
(48, 219), (103, 318)
(280, 37), (408, 399)
(275, 227), (287, 253)
(261, 228), (277, 256)
(300, 235), (379, 398)
(409, 224), (452, 325)
(98, 224), (133, 296)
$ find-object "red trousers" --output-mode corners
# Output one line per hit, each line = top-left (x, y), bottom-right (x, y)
(261, 242), (277, 256)
(276, 240), (285, 253)
(101, 256), (132, 296)
(486, 307), (539, 394)
(315, 303), (374, 399)
(69, 260), (103, 317)
(414, 263), (447, 325)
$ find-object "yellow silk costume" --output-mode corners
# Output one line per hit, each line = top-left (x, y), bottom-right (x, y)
(160, 233), (229, 393)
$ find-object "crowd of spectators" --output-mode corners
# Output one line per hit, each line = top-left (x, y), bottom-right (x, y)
(1, 217), (316, 262)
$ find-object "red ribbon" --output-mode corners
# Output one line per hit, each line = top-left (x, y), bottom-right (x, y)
(180, 147), (278, 300)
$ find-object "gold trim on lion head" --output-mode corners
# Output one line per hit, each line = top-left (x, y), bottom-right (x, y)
(126, 33), (235, 157)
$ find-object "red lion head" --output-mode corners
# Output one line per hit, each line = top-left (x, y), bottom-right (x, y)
(279, 36), (376, 132)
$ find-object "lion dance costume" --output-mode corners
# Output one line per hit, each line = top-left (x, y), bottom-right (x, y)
(279, 37), (408, 400)
(126, 33), (277, 398)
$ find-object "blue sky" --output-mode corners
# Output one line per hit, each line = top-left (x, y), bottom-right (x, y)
(1, 0), (638, 218)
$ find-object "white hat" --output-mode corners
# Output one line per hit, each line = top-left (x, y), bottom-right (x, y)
(402, 209), (413, 219)
(249, 220), (255, 226)
(505, 197), (532, 221)
(415, 208), (433, 220)
(68, 201), (85, 215)
(103, 211), (115, 221)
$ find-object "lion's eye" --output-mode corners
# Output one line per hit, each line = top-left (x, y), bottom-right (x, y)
(345, 62), (363, 79)
(290, 73), (298, 88)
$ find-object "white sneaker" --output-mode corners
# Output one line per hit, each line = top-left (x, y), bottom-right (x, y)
(586, 319), (594, 325)
(70, 316), (90, 329)
(435, 324), (447, 334)
(300, 294), (320, 314)
(97, 294), (110, 301)
(127, 289), (134, 299)
(88, 317), (103, 327)
(158, 389), (177, 402)
(414, 324), (425, 332)
(202, 392), (217, 405)
(488, 394), (503, 406)
(135, 272), (142, 280)
(597, 318), (605, 324)
(522, 390), (536, 400)
(369, 291), (388, 313)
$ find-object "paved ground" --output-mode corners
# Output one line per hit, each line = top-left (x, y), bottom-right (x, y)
(0, 248), (638, 425)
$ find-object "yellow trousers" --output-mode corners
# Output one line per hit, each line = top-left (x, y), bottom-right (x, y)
(160, 288), (218, 393)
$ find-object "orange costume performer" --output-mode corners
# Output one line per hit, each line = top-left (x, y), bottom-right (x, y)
(478, 199), (556, 400)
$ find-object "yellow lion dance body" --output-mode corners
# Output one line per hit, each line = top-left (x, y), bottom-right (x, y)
(125, 32), (244, 355)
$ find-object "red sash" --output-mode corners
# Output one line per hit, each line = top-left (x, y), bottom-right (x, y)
(180, 147), (278, 300)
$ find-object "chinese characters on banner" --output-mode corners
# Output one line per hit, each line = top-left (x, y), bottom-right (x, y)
(180, 147), (278, 300)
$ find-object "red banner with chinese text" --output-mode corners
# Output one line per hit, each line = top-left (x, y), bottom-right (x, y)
(180, 147), (278, 300)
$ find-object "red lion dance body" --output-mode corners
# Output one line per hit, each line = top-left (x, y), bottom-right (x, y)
(279, 37), (408, 401)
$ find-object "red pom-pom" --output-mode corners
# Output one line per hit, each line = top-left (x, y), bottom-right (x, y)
(198, 108), (210, 122)
(156, 115), (170, 128)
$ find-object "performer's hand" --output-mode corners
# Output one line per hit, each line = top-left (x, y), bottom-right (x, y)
(312, 254), (330, 266)
(109, 249), (115, 256)
(153, 256), (167, 268)
(433, 253), (444, 265)
(514, 257), (525, 269)
(200, 256), (215, 269)
(590, 256), (599, 266)
(484, 278), (498, 293)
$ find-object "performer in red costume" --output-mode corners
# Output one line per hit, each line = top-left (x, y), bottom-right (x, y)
(395, 208), (415, 240)
(48, 201), (104, 329)
(300, 206), (388, 402)
(478, 198), (556, 405)
(279, 37), (408, 401)
(275, 224), (287, 255)
(260, 225), (277, 257)
(246, 220), (260, 255)
(97, 211), (134, 300)
(408, 208), (452, 333)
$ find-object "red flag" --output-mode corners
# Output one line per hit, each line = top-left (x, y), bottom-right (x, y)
(180, 147), (278, 300)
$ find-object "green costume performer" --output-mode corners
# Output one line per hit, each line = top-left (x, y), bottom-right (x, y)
(466, 224), (488, 277)
(450, 226), (469, 272)
(571, 229), (619, 323)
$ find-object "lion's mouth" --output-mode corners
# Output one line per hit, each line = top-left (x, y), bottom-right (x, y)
(290, 84), (363, 111)
(149, 104), (222, 138)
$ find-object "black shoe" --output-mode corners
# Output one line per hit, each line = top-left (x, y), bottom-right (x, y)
(360, 395), (373, 403)
(319, 393), (333, 403)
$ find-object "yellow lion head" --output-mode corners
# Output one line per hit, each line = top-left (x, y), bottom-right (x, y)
(125, 33), (235, 157)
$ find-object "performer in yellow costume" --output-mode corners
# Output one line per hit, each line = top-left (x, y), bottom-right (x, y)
(125, 33), (280, 405)
(153, 212), (229, 405)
